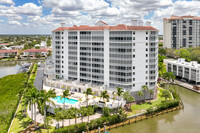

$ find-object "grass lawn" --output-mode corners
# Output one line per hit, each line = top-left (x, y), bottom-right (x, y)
(0, 73), (27, 133)
(127, 88), (172, 116)
(9, 102), (32, 133)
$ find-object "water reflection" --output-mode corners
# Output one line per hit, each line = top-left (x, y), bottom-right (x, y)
(111, 85), (200, 133)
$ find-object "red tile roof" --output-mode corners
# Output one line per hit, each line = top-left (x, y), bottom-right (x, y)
(23, 49), (51, 53)
(0, 43), (10, 46)
(53, 24), (158, 31)
(0, 50), (17, 54)
(164, 15), (200, 20)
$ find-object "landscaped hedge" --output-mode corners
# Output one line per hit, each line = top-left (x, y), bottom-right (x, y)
(146, 100), (179, 115)
(53, 113), (126, 133)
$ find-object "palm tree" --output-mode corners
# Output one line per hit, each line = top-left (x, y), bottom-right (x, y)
(67, 109), (73, 125)
(113, 87), (124, 109)
(137, 91), (144, 101)
(39, 89), (56, 120)
(100, 90), (110, 114)
(31, 87), (40, 127)
(83, 88), (93, 106)
(80, 107), (87, 123)
(44, 116), (53, 133)
(148, 89), (154, 99)
(61, 89), (71, 109)
(86, 107), (94, 123)
(54, 108), (62, 129)
(142, 85), (149, 100)
(123, 91), (135, 110)
(163, 72), (176, 89)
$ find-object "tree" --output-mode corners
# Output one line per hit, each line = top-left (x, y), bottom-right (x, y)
(161, 90), (171, 101)
(148, 89), (154, 99)
(163, 72), (175, 89)
(100, 90), (110, 114)
(54, 108), (62, 129)
(44, 117), (53, 133)
(67, 109), (73, 125)
(123, 91), (135, 110)
(113, 87), (124, 109)
(142, 85), (149, 100)
(175, 49), (191, 61)
(39, 89), (56, 120)
(190, 49), (200, 63)
(80, 107), (87, 123)
(166, 48), (176, 58)
(83, 88), (93, 106)
(86, 106), (94, 123)
(31, 87), (40, 127)
(158, 47), (166, 55)
(61, 88), (71, 109)
(137, 91), (144, 101)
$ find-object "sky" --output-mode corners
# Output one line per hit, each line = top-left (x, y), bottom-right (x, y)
(0, 0), (200, 34)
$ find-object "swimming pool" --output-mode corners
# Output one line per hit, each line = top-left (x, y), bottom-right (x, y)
(52, 96), (78, 104)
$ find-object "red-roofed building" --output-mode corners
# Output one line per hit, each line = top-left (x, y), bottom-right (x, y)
(164, 15), (200, 49)
(0, 50), (17, 58)
(23, 49), (51, 57)
(0, 43), (10, 47)
(50, 20), (158, 100)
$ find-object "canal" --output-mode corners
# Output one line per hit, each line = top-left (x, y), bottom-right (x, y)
(0, 60), (43, 78)
(110, 85), (200, 133)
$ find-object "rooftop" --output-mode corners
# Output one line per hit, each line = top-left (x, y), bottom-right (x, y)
(24, 48), (51, 52)
(164, 15), (200, 20)
(53, 24), (158, 32)
(0, 50), (17, 54)
(165, 58), (200, 69)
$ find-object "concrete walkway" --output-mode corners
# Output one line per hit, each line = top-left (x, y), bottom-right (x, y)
(27, 104), (102, 127)
(174, 80), (200, 94)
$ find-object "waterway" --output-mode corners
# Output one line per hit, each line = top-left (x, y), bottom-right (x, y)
(110, 85), (200, 133)
(0, 60), (42, 78)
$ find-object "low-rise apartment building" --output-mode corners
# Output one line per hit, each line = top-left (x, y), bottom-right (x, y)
(23, 49), (51, 57)
(0, 50), (17, 58)
(165, 58), (200, 84)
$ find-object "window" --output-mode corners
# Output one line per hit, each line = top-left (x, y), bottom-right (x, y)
(133, 72), (135, 75)
(62, 46), (64, 49)
(146, 65), (148, 68)
(133, 78), (135, 81)
(62, 51), (64, 54)
(146, 31), (148, 34)
(62, 66), (64, 68)
(133, 49), (135, 52)
(146, 76), (148, 79)
(146, 37), (148, 40)
(62, 37), (64, 39)
(62, 61), (64, 63)
(133, 55), (135, 58)
(133, 66), (135, 69)
(133, 43), (135, 46)
(146, 48), (148, 51)
(62, 56), (63, 59)
(133, 37), (135, 40)
(146, 60), (148, 63)
(133, 31), (135, 34)
(62, 70), (64, 73)
(146, 43), (148, 46)
(62, 41), (64, 44)
(133, 84), (135, 87)
(146, 54), (148, 57)
(146, 82), (148, 85)
(62, 32), (64, 34)
(146, 71), (148, 74)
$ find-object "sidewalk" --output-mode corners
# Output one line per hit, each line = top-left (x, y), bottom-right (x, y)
(174, 79), (200, 94)
(27, 104), (102, 127)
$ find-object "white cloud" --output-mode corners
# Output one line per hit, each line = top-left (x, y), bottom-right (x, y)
(0, 19), (4, 22)
(16, 3), (42, 16)
(8, 20), (21, 25)
(0, 0), (14, 5)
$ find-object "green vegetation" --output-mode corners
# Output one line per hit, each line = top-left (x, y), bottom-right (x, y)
(128, 88), (172, 116)
(0, 73), (27, 133)
(158, 54), (166, 77)
(53, 108), (127, 133)
(47, 37), (51, 46)
(159, 47), (200, 63)
(145, 87), (180, 115)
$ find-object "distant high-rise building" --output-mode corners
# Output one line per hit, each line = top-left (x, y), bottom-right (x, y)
(163, 15), (200, 49)
(51, 20), (158, 99)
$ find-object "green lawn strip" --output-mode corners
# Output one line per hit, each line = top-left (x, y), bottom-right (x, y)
(128, 88), (172, 116)
(9, 102), (32, 133)
(0, 73), (27, 133)
(9, 63), (38, 133)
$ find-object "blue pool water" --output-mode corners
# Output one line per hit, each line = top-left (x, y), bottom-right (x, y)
(52, 96), (78, 104)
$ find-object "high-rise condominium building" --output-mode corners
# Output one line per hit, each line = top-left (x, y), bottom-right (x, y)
(52, 20), (158, 99)
(164, 15), (200, 49)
